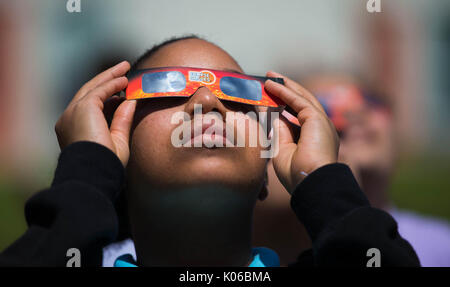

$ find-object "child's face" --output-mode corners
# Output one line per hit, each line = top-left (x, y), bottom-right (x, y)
(126, 39), (268, 195)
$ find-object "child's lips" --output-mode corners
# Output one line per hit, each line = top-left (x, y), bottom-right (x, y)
(182, 121), (234, 148)
(188, 133), (231, 148)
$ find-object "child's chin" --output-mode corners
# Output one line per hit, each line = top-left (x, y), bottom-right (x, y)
(185, 163), (240, 182)
(176, 162), (261, 191)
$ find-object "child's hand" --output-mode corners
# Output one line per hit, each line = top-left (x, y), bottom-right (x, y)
(55, 61), (136, 167)
(265, 72), (339, 194)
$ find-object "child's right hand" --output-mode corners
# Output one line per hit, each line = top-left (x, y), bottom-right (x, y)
(54, 61), (136, 167)
(265, 71), (340, 194)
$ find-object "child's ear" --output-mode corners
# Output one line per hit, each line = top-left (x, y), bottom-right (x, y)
(258, 169), (269, 201)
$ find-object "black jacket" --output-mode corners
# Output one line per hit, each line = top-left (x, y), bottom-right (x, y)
(0, 142), (420, 266)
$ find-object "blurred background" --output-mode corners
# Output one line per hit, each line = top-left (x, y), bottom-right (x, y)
(0, 0), (449, 257)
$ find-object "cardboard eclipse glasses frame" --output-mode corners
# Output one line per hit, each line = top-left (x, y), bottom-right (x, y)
(126, 66), (300, 126)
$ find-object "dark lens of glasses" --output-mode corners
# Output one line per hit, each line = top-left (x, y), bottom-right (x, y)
(220, 77), (262, 101)
(142, 71), (186, 93)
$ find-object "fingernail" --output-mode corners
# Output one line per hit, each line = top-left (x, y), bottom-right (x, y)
(114, 61), (129, 69)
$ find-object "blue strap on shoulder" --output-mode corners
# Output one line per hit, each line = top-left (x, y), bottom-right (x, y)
(114, 254), (138, 267)
(114, 247), (280, 267)
(248, 247), (280, 267)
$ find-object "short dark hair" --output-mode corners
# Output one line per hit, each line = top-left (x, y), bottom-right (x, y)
(129, 34), (203, 73)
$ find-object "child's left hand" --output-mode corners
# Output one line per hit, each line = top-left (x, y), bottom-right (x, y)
(264, 72), (339, 194)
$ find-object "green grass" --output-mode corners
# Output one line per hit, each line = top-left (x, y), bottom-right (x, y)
(390, 154), (450, 220)
(0, 182), (28, 250)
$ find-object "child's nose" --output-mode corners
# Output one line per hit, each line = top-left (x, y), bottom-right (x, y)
(184, 86), (227, 118)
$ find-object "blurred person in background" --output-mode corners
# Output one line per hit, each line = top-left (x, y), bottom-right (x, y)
(255, 74), (450, 267)
(306, 74), (450, 267)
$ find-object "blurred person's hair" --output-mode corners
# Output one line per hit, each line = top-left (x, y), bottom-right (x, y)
(301, 71), (392, 111)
